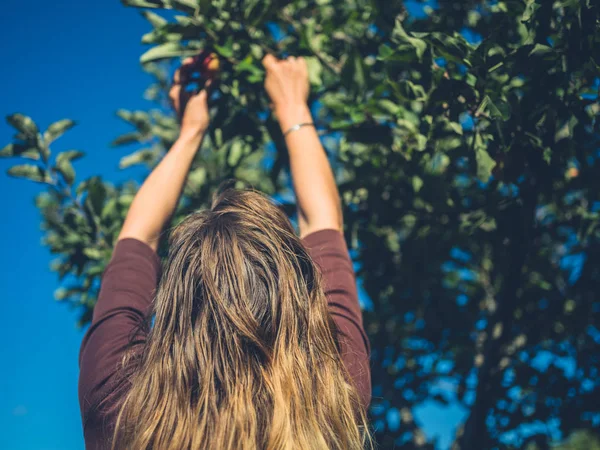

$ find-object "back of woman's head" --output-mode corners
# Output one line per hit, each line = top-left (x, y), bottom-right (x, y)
(112, 188), (370, 450)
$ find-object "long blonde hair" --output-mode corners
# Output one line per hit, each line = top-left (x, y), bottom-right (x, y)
(110, 189), (371, 449)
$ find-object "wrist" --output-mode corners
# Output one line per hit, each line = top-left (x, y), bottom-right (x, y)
(177, 128), (205, 147)
(276, 104), (312, 134)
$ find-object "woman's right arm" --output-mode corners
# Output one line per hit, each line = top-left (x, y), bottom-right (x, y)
(262, 55), (342, 238)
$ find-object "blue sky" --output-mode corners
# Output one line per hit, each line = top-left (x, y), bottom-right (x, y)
(0, 1), (153, 448)
(0, 1), (462, 449)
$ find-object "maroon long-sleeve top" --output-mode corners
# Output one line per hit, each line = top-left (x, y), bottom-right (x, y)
(78, 229), (371, 449)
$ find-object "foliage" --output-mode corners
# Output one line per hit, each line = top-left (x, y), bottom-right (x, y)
(526, 429), (600, 450)
(3, 0), (600, 448)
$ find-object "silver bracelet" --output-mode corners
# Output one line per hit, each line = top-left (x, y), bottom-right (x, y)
(284, 122), (315, 137)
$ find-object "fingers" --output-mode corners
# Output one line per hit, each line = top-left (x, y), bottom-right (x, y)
(169, 83), (181, 108)
(181, 83), (210, 106)
(173, 56), (197, 85)
(262, 54), (306, 73)
(297, 56), (308, 75)
(262, 54), (277, 69)
(173, 57), (193, 82)
(195, 88), (209, 104)
(171, 78), (212, 106)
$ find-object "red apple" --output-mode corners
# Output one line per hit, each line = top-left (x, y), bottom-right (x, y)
(567, 167), (579, 179)
(202, 52), (219, 74)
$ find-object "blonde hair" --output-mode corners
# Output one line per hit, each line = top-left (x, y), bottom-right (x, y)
(110, 189), (371, 449)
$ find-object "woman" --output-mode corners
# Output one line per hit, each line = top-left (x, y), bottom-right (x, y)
(78, 55), (372, 450)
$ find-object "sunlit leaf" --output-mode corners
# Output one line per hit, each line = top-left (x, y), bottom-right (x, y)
(6, 113), (39, 137)
(475, 147), (495, 182)
(44, 119), (76, 145)
(7, 164), (48, 183)
(140, 42), (196, 64)
(141, 10), (167, 28)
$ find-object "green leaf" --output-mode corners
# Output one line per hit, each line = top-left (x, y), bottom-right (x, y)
(228, 141), (244, 167)
(412, 176), (424, 193)
(54, 287), (69, 301)
(118, 193), (135, 207)
(543, 148), (552, 164)
(234, 56), (264, 82)
(141, 10), (167, 28)
(416, 134), (428, 151)
(214, 38), (234, 58)
(448, 122), (464, 135)
(305, 56), (323, 87)
(6, 113), (39, 137)
(140, 42), (196, 64)
(83, 248), (103, 260)
(119, 149), (155, 169)
(122, 0), (164, 8)
(56, 159), (75, 185)
(350, 110), (366, 124)
(170, 0), (198, 13)
(522, 0), (540, 22)
(54, 151), (82, 185)
(390, 80), (427, 101)
(84, 177), (107, 215)
(525, 132), (543, 148)
(44, 119), (76, 145)
(144, 84), (161, 101)
(477, 95), (510, 121)
(466, 73), (478, 86)
(0, 143), (39, 159)
(428, 33), (471, 66)
(116, 109), (134, 122)
(529, 44), (553, 58)
(56, 150), (84, 165)
(476, 95), (490, 116)
(488, 62), (503, 73)
(244, 0), (271, 25)
(115, 109), (152, 131)
(352, 53), (366, 88)
(486, 98), (511, 121)
(437, 137), (463, 152)
(7, 164), (48, 183)
(0, 144), (14, 157)
(378, 44), (395, 60)
(426, 152), (451, 174)
(392, 19), (427, 60)
(555, 116), (579, 142)
(187, 166), (207, 190)
(475, 147), (495, 182)
(22, 148), (41, 160)
(378, 99), (400, 115)
(111, 132), (143, 147)
(101, 198), (118, 220)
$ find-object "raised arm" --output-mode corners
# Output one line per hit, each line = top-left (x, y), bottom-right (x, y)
(263, 55), (371, 407)
(118, 58), (213, 250)
(79, 60), (215, 430)
(263, 55), (342, 238)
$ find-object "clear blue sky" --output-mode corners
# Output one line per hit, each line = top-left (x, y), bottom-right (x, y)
(0, 1), (462, 449)
(0, 1), (153, 448)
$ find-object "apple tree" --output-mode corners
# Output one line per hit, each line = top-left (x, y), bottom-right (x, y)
(3, 0), (600, 448)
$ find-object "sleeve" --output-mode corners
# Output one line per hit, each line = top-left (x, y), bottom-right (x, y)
(302, 229), (371, 409)
(78, 238), (161, 423)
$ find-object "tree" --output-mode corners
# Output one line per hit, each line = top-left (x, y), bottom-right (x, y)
(2, 0), (599, 448)
(526, 429), (600, 450)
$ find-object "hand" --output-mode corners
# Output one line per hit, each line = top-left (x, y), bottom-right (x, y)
(169, 57), (213, 140)
(262, 55), (311, 131)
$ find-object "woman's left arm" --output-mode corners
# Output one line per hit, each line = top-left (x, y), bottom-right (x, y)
(119, 58), (212, 250)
